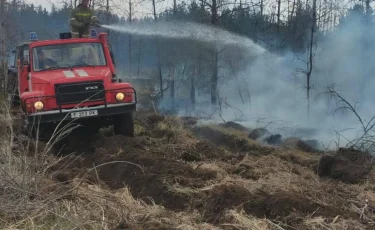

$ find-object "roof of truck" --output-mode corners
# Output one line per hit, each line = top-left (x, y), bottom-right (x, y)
(22, 31), (107, 48)
(29, 37), (101, 47)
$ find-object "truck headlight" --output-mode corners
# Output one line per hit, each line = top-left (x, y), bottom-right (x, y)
(34, 101), (44, 110)
(116, 92), (124, 101)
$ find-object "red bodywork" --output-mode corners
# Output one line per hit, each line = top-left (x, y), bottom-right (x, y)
(16, 33), (135, 115)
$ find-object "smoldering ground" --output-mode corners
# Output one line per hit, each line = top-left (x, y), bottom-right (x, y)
(105, 12), (375, 151)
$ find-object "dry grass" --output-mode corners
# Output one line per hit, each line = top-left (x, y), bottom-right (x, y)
(0, 106), (216, 229)
(203, 123), (255, 141)
(1, 103), (375, 229)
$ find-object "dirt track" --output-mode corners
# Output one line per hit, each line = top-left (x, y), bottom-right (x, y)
(25, 111), (375, 229)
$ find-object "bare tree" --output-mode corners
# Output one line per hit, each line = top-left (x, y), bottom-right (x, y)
(326, 85), (375, 153)
(0, 0), (5, 93)
(306, 0), (317, 116)
(128, 0), (132, 76)
(277, 0), (281, 34)
(295, 0), (317, 117)
(151, 0), (163, 100)
(170, 0), (177, 109)
(200, 0), (256, 105)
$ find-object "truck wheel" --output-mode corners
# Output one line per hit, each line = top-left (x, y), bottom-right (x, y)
(113, 112), (134, 137)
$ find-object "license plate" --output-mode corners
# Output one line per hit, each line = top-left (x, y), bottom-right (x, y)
(71, 110), (98, 118)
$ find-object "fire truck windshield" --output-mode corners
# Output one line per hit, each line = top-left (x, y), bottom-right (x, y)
(32, 42), (107, 72)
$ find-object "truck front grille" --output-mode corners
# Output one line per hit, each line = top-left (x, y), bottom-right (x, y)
(55, 80), (105, 105)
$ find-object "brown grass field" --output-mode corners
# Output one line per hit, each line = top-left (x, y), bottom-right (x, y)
(0, 107), (375, 230)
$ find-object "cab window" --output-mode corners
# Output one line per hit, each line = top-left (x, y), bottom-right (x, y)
(32, 42), (107, 71)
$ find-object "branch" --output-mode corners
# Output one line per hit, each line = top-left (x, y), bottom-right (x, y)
(326, 84), (365, 132)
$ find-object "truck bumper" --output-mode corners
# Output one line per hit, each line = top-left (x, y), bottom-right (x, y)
(24, 103), (136, 126)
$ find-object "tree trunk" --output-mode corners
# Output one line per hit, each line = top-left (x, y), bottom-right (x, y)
(137, 39), (142, 78)
(106, 0), (110, 35)
(366, 0), (371, 24)
(170, 65), (175, 109)
(152, 0), (157, 20)
(170, 0), (177, 108)
(192, 49), (202, 110)
(0, 0), (6, 93)
(211, 51), (218, 105)
(307, 0), (317, 117)
(128, 0), (132, 77)
(277, 0), (281, 34)
(210, 0), (218, 105)
(191, 74), (195, 111)
(152, 0), (163, 99)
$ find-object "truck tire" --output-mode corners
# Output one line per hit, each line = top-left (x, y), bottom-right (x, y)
(113, 112), (134, 137)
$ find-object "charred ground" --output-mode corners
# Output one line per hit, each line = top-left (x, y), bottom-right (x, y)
(2, 110), (375, 229)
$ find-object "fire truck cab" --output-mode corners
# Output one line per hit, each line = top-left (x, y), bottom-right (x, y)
(9, 30), (136, 138)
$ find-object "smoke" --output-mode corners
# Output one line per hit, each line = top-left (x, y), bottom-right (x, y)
(104, 13), (375, 151)
(214, 13), (375, 149)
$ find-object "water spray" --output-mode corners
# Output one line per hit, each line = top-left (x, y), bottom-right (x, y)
(101, 21), (267, 56)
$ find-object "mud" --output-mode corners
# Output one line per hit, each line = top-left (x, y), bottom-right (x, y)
(317, 148), (374, 183)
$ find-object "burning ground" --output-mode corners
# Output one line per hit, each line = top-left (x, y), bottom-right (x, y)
(1, 110), (375, 229)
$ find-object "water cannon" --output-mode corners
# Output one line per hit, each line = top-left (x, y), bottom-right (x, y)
(90, 29), (98, 38)
(29, 32), (38, 41)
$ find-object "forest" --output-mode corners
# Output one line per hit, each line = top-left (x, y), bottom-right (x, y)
(2, 0), (375, 143)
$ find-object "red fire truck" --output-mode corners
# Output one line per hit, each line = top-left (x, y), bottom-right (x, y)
(7, 30), (137, 139)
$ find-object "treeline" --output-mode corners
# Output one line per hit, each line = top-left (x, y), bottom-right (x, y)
(5, 1), (336, 70)
(3, 1), (374, 111)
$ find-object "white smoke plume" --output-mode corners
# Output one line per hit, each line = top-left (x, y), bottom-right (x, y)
(104, 12), (375, 151)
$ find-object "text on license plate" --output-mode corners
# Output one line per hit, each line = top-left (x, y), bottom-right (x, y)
(71, 110), (98, 118)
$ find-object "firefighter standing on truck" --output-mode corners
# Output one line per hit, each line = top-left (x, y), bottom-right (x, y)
(69, 0), (101, 38)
